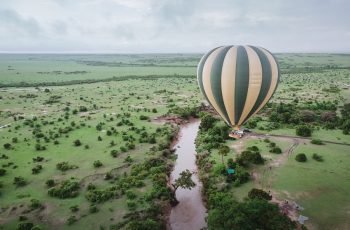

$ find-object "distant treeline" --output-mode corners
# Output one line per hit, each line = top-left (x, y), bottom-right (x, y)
(0, 74), (196, 88)
(78, 60), (197, 68)
(280, 66), (350, 74)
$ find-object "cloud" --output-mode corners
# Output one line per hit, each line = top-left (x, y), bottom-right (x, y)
(0, 0), (349, 52)
(0, 9), (42, 37)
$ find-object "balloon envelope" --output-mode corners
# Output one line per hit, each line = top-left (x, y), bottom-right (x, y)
(197, 45), (280, 128)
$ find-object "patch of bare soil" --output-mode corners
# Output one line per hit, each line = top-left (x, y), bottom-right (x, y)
(152, 115), (184, 125)
(230, 138), (245, 154)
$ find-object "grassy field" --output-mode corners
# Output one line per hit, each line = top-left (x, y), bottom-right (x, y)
(0, 53), (350, 229)
(0, 77), (200, 229)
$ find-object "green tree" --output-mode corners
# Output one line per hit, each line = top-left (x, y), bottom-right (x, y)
(248, 188), (272, 201)
(295, 153), (307, 162)
(218, 145), (230, 165)
(296, 125), (312, 137)
(171, 170), (195, 206)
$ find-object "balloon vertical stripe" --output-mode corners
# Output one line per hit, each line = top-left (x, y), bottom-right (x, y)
(234, 46), (250, 123)
(202, 47), (230, 124)
(238, 46), (263, 125)
(210, 46), (233, 125)
(221, 46), (238, 125)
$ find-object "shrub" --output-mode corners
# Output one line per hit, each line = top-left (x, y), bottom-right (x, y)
(139, 115), (150, 121)
(127, 200), (137, 210)
(56, 162), (78, 171)
(239, 150), (264, 165)
(295, 153), (307, 162)
(13, 177), (27, 187)
(312, 153), (324, 162)
(67, 215), (77, 225)
(3, 143), (12, 149)
(270, 147), (282, 154)
(0, 168), (6, 176)
(311, 139), (323, 145)
(32, 165), (43, 174)
(48, 180), (80, 198)
(93, 160), (103, 168)
(296, 125), (312, 137)
(110, 150), (119, 158)
(70, 205), (79, 213)
(74, 139), (82, 146)
(46, 179), (55, 187)
(124, 155), (133, 163)
(85, 186), (118, 203)
(248, 188), (272, 200)
(89, 205), (99, 213)
(199, 114), (217, 131)
(126, 190), (137, 199)
(16, 222), (34, 230)
(29, 199), (42, 210)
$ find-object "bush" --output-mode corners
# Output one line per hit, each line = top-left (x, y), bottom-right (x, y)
(85, 186), (118, 203)
(248, 188), (272, 201)
(126, 190), (137, 199)
(312, 153), (323, 162)
(3, 143), (12, 149)
(239, 150), (264, 165)
(70, 205), (79, 213)
(16, 222), (34, 230)
(67, 215), (77, 225)
(89, 205), (99, 213)
(124, 155), (133, 163)
(32, 165), (43, 174)
(110, 150), (119, 158)
(93, 160), (103, 168)
(46, 179), (55, 187)
(74, 139), (82, 146)
(139, 115), (150, 121)
(295, 153), (307, 162)
(270, 147), (282, 154)
(296, 125), (312, 137)
(200, 114), (217, 131)
(311, 139), (323, 145)
(56, 162), (78, 171)
(127, 200), (137, 210)
(29, 199), (43, 210)
(48, 180), (80, 198)
(13, 176), (27, 187)
(0, 168), (6, 176)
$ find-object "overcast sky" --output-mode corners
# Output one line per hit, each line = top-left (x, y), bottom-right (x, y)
(0, 0), (349, 53)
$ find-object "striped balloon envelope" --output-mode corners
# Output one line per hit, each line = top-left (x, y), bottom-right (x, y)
(197, 45), (280, 129)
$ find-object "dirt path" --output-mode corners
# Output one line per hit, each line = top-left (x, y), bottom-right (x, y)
(250, 133), (350, 146)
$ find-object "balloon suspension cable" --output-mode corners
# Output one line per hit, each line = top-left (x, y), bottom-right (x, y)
(232, 125), (241, 131)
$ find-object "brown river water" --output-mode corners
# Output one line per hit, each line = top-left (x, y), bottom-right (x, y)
(169, 120), (207, 230)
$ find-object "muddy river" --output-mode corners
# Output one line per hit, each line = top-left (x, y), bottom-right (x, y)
(169, 120), (207, 230)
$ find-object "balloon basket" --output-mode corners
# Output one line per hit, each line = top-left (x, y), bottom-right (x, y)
(229, 127), (246, 139)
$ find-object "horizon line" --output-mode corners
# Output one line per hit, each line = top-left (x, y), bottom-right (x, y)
(1, 51), (350, 55)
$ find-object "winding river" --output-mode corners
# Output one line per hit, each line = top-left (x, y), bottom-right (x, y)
(169, 120), (207, 230)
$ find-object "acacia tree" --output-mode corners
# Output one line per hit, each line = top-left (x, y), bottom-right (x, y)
(171, 170), (195, 206)
(218, 145), (230, 165)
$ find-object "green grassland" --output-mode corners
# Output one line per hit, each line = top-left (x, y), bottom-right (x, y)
(0, 78), (200, 229)
(0, 53), (350, 229)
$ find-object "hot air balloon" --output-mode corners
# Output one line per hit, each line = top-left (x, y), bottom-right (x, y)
(197, 45), (280, 136)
